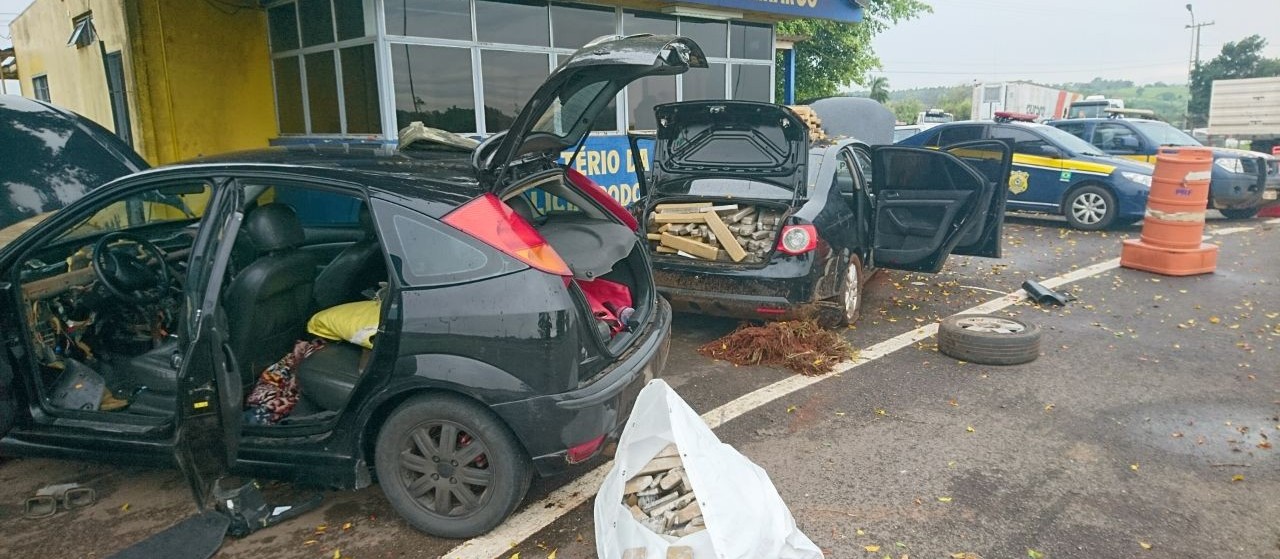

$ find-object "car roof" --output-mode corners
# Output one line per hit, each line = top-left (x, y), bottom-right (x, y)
(161, 145), (487, 211)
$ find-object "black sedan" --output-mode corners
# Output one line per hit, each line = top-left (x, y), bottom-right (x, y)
(0, 34), (700, 539)
(636, 100), (1014, 326)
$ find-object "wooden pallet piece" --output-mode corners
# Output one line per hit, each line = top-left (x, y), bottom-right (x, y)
(652, 212), (708, 224)
(659, 233), (719, 260)
(702, 211), (747, 262)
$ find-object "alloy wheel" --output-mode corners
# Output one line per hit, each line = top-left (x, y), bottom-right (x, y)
(842, 262), (861, 323)
(1071, 192), (1107, 225)
(397, 420), (493, 517)
(955, 316), (1026, 334)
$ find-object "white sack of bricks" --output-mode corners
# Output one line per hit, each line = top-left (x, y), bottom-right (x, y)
(646, 203), (783, 264)
(594, 380), (822, 559)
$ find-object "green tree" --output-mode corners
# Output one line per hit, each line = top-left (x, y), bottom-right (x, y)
(869, 76), (890, 104)
(891, 98), (923, 123)
(776, 0), (932, 103)
(1188, 35), (1280, 128)
(934, 85), (971, 121)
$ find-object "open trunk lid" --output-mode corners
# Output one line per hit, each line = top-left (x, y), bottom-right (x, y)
(475, 34), (707, 191)
(651, 101), (809, 199)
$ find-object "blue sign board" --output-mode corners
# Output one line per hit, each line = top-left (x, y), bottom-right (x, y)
(684, 0), (863, 22)
(524, 134), (656, 211)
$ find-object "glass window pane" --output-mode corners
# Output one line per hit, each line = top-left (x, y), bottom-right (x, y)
(268, 4), (299, 52)
(552, 3), (615, 49)
(482, 50), (549, 132)
(274, 58), (305, 133)
(334, 0), (371, 40)
(627, 76), (675, 130)
(682, 63), (725, 100)
(730, 22), (771, 59)
(476, 0), (549, 46)
(730, 64), (770, 102)
(341, 45), (381, 134)
(681, 18), (726, 58)
(392, 45), (476, 133)
(622, 10), (674, 35)
(556, 55), (617, 131)
(305, 51), (341, 133)
(298, 0), (335, 47)
(384, 0), (471, 40)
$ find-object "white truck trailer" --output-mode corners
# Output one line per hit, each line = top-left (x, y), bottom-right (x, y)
(971, 81), (1083, 121)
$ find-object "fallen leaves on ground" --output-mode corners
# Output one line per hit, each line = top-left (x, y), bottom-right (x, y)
(1232, 474), (1245, 482)
(865, 544), (881, 552)
(697, 319), (852, 375)
(937, 496), (953, 503)
(1139, 541), (1153, 550)
(1027, 549), (1045, 559)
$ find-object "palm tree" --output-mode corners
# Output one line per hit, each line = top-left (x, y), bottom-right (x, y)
(869, 76), (890, 104)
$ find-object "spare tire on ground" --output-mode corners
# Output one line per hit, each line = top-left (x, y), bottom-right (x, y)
(937, 314), (1041, 365)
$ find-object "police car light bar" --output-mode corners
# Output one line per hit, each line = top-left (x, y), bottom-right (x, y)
(994, 111), (1038, 123)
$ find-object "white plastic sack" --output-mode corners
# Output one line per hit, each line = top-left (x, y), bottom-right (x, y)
(595, 380), (823, 559)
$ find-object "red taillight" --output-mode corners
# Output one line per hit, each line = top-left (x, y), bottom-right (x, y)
(443, 193), (571, 276)
(566, 434), (606, 464)
(777, 224), (818, 255)
(564, 167), (640, 231)
(755, 307), (787, 315)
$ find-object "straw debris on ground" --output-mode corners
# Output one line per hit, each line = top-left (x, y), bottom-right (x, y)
(697, 319), (852, 375)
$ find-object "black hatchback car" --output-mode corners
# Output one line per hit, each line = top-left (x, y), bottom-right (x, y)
(636, 101), (1014, 326)
(0, 34), (700, 539)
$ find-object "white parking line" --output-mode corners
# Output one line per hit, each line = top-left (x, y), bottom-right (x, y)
(447, 227), (1271, 558)
(1267, 217), (1280, 225)
(1209, 226), (1256, 236)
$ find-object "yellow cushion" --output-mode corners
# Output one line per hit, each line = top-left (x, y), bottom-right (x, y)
(307, 300), (381, 349)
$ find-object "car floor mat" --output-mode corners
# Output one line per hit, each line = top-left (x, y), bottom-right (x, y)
(107, 511), (229, 559)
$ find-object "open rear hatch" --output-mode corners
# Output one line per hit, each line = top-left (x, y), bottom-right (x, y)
(642, 101), (808, 266)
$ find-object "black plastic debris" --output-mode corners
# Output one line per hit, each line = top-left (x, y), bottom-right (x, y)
(1022, 280), (1076, 306)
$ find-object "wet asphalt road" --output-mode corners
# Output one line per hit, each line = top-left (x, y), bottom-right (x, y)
(2, 214), (1277, 559)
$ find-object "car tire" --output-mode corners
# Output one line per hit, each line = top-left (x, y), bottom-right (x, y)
(819, 253), (864, 328)
(938, 314), (1041, 366)
(1063, 184), (1117, 231)
(1219, 207), (1259, 220)
(374, 394), (532, 538)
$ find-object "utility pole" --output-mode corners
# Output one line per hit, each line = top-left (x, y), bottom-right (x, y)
(1184, 3), (1215, 129)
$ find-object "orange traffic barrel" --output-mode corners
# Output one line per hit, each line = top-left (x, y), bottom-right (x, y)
(1120, 146), (1218, 276)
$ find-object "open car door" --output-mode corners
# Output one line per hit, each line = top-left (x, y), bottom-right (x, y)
(172, 204), (244, 511)
(943, 140), (1013, 258)
(865, 145), (1006, 273)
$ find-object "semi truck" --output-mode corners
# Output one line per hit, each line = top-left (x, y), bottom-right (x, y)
(971, 81), (1084, 121)
(1208, 76), (1280, 154)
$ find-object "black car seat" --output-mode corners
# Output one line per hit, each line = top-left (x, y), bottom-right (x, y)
(296, 342), (366, 412)
(224, 204), (318, 385)
(313, 204), (385, 310)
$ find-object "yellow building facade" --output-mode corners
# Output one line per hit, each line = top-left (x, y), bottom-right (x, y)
(11, 0), (277, 164)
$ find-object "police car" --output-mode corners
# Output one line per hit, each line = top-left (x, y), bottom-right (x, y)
(897, 112), (1155, 230)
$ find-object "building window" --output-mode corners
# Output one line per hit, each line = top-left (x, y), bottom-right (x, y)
(269, 0), (380, 136)
(391, 44), (476, 133)
(67, 13), (96, 49)
(32, 75), (50, 102)
(267, 0), (774, 138)
(104, 51), (133, 146)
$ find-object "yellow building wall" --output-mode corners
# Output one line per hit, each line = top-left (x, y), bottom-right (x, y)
(124, 0), (277, 164)
(10, 0), (131, 140)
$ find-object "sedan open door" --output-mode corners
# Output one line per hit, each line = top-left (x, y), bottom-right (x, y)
(865, 145), (1010, 272)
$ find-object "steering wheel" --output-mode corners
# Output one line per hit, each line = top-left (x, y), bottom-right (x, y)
(91, 232), (171, 304)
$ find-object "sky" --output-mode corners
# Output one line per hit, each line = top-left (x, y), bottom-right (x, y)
(872, 0), (1280, 90)
(3, 0), (1278, 87)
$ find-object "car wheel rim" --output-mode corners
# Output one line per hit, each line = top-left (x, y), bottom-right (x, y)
(843, 263), (860, 322)
(398, 420), (493, 517)
(1071, 192), (1107, 224)
(956, 316), (1025, 334)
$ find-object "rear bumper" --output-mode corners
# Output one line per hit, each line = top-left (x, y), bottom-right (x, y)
(491, 297), (672, 477)
(653, 248), (840, 321)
